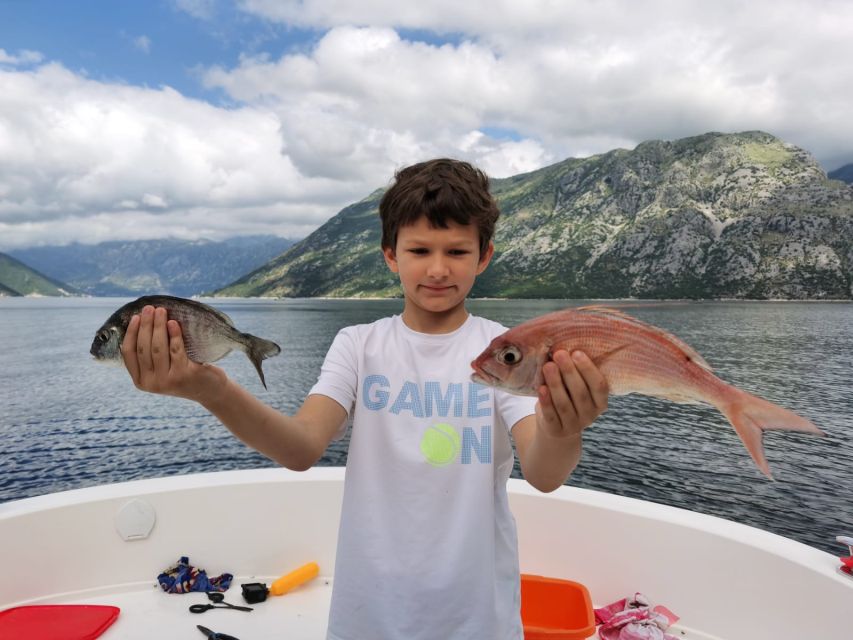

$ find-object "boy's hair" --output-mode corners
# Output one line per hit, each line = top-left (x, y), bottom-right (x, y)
(379, 158), (500, 256)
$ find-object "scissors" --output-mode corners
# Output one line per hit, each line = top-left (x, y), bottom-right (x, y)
(197, 624), (240, 640)
(189, 591), (254, 613)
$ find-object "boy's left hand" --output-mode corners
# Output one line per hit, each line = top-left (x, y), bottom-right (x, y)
(535, 350), (609, 438)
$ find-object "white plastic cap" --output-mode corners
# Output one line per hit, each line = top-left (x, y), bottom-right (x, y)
(115, 498), (157, 541)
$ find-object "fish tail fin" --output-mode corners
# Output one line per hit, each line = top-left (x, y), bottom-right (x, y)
(241, 333), (282, 389)
(719, 386), (824, 479)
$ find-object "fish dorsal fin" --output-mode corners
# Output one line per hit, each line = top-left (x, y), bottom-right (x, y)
(576, 305), (713, 372)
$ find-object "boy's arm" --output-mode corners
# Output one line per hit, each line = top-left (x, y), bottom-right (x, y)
(512, 350), (608, 492)
(122, 305), (346, 471)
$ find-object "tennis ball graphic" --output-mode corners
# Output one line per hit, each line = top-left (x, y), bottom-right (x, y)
(420, 423), (461, 466)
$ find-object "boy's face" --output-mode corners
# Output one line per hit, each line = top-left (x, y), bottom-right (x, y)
(383, 216), (494, 325)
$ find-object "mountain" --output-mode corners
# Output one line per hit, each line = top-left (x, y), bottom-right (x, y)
(0, 253), (77, 297)
(216, 191), (397, 298)
(829, 163), (853, 184)
(9, 235), (296, 297)
(0, 282), (19, 296)
(217, 131), (853, 300)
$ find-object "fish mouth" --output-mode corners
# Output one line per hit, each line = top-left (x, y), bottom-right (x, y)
(470, 370), (528, 396)
(469, 362), (501, 388)
(470, 371), (496, 386)
(471, 361), (534, 396)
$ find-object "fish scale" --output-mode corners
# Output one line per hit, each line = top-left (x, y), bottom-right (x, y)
(546, 315), (706, 400)
(470, 306), (823, 478)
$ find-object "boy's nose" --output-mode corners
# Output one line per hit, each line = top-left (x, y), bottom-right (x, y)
(426, 255), (450, 277)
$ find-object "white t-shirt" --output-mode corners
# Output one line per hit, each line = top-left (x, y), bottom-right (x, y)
(309, 313), (537, 640)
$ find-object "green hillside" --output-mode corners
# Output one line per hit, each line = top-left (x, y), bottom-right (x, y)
(0, 253), (77, 296)
(0, 281), (20, 296)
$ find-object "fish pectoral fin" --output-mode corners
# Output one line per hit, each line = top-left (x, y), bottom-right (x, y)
(588, 343), (630, 369)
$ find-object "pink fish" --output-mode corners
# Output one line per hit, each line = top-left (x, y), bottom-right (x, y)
(471, 306), (823, 477)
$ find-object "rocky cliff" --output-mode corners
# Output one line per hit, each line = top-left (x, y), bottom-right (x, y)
(217, 132), (853, 299)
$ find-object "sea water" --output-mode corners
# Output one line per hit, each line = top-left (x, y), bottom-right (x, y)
(1, 297), (851, 553)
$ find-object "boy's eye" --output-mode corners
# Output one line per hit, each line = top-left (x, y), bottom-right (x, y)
(405, 247), (472, 256)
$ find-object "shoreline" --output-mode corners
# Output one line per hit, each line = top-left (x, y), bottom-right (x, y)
(3, 294), (853, 304)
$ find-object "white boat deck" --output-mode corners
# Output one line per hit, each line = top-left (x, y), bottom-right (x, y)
(26, 576), (732, 640)
(36, 581), (335, 640)
(3, 468), (851, 640)
(25, 582), (727, 640)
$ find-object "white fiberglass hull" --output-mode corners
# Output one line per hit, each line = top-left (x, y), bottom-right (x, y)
(1, 468), (850, 639)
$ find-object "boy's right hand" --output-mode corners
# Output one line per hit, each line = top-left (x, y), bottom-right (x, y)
(121, 305), (227, 403)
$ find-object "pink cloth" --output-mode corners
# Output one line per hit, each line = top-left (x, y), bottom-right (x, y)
(594, 593), (679, 640)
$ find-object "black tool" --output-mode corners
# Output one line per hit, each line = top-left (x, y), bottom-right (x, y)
(189, 591), (254, 613)
(197, 624), (241, 640)
(241, 582), (269, 604)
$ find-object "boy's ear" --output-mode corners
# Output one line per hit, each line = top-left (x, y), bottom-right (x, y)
(382, 246), (399, 273)
(476, 241), (495, 275)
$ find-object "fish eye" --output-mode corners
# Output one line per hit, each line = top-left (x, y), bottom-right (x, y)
(497, 346), (522, 366)
(99, 331), (110, 342)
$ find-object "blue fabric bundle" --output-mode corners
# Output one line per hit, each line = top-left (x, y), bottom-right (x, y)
(157, 556), (233, 593)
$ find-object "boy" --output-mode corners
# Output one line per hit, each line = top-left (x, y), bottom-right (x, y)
(122, 158), (609, 639)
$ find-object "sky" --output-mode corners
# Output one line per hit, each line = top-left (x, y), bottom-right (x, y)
(1, 0), (852, 250)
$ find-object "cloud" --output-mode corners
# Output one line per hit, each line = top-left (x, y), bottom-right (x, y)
(0, 48), (44, 66)
(203, 26), (561, 181)
(133, 35), (152, 54)
(172, 0), (217, 20)
(0, 62), (360, 249)
(227, 0), (853, 170)
(2, 0), (852, 250)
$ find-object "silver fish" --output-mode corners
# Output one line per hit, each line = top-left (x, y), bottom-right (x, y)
(90, 295), (281, 388)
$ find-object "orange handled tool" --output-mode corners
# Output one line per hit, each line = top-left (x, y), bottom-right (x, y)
(270, 562), (320, 596)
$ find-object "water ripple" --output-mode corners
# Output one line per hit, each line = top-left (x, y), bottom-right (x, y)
(1, 298), (851, 554)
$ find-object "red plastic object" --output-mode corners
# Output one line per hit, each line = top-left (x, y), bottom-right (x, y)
(521, 574), (595, 639)
(0, 605), (120, 640)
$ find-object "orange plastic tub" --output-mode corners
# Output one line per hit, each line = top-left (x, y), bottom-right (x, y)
(520, 574), (596, 639)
